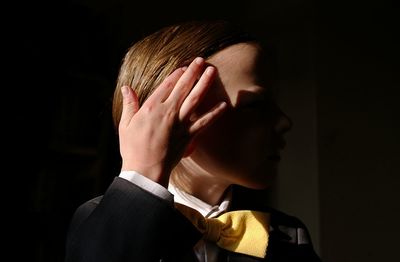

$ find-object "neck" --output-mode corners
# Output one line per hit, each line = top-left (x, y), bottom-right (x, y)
(171, 158), (231, 206)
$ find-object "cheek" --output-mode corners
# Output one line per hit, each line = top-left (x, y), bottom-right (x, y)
(230, 111), (274, 156)
(192, 114), (279, 188)
(195, 112), (274, 169)
(195, 117), (238, 164)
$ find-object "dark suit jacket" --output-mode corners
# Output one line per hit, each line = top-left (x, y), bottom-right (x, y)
(65, 177), (321, 262)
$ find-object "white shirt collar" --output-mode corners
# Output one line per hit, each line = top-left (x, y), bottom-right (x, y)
(168, 183), (232, 218)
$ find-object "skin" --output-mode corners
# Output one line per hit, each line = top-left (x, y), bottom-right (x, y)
(119, 43), (292, 205)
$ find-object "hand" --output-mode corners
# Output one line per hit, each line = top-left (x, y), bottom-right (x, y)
(118, 57), (227, 187)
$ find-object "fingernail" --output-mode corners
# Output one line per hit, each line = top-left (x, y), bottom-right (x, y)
(195, 57), (204, 64)
(205, 66), (215, 75)
(182, 66), (188, 71)
(121, 86), (129, 97)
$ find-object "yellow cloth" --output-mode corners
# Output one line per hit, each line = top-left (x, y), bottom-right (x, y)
(175, 203), (270, 258)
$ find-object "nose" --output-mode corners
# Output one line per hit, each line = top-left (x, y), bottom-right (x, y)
(274, 108), (292, 134)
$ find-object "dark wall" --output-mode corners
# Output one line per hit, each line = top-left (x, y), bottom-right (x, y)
(13, 2), (121, 261)
(316, 1), (400, 261)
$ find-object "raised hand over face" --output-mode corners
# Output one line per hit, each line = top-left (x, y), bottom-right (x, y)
(118, 57), (227, 187)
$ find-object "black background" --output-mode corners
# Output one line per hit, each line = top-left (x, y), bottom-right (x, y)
(6, 0), (399, 261)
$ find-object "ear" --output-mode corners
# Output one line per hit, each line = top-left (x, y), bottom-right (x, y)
(183, 139), (197, 157)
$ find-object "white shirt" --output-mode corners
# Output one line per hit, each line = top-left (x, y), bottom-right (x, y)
(119, 171), (232, 262)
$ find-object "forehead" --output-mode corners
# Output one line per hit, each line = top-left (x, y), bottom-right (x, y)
(208, 42), (262, 76)
(207, 43), (268, 104)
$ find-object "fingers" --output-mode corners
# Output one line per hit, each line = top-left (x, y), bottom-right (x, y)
(167, 57), (205, 106)
(120, 86), (139, 127)
(179, 66), (216, 120)
(145, 67), (185, 105)
(189, 101), (227, 135)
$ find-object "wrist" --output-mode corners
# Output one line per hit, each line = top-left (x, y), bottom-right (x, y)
(121, 162), (170, 187)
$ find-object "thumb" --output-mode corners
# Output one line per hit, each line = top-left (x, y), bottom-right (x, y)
(120, 86), (139, 126)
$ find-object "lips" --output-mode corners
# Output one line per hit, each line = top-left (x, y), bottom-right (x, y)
(268, 137), (285, 161)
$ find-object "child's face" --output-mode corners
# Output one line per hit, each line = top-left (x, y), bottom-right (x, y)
(189, 43), (292, 189)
